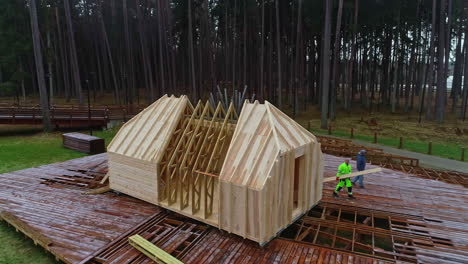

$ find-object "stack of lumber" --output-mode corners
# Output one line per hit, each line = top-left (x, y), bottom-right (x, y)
(63, 132), (105, 154)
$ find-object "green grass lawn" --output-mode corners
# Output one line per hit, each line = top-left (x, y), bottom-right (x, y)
(0, 223), (57, 264)
(0, 125), (119, 264)
(0, 128), (118, 174)
(310, 127), (467, 162)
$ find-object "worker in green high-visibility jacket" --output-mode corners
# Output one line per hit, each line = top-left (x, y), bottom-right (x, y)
(333, 159), (355, 199)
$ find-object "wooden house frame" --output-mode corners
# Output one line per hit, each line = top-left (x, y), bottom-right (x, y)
(107, 95), (323, 245)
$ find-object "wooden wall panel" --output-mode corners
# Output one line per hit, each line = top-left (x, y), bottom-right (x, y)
(108, 153), (158, 204)
(108, 97), (325, 245)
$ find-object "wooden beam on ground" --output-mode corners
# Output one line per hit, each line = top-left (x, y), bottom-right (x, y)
(323, 168), (383, 182)
(82, 185), (111, 195)
(99, 173), (109, 184)
(128, 234), (183, 264)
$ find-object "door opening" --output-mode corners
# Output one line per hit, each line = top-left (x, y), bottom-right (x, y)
(293, 155), (304, 211)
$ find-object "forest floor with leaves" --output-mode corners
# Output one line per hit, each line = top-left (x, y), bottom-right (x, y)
(295, 106), (468, 162)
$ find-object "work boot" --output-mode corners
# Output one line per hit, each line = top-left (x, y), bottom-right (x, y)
(359, 185), (365, 189)
(348, 194), (356, 199)
(333, 192), (339, 198)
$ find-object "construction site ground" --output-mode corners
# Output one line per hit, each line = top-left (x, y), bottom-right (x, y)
(0, 153), (466, 264)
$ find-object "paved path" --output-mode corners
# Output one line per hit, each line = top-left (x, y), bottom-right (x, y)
(352, 139), (468, 174)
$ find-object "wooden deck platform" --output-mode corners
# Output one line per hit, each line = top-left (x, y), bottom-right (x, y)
(0, 154), (466, 263)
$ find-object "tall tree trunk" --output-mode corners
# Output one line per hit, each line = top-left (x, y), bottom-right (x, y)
(460, 15), (468, 120)
(243, 0), (247, 88)
(346, 0), (359, 111)
(320, 0), (331, 129)
(406, 3), (420, 112)
(425, 0), (437, 120)
(28, 0), (51, 131)
(232, 0), (237, 92)
(391, 28), (400, 113)
(63, 0), (83, 105)
(135, 0), (154, 101)
(444, 0), (452, 104)
(224, 2), (229, 85)
(294, 0), (303, 114)
(188, 0), (197, 100)
(435, 0), (447, 122)
(275, 0), (282, 108)
(166, 0), (178, 94)
(156, 0), (166, 95)
(330, 0), (343, 120)
(98, 7), (120, 105)
(451, 25), (464, 113)
(417, 19), (428, 119)
(123, 0), (135, 104)
(47, 31), (53, 106)
(260, 0), (265, 100)
(56, 8), (71, 102)
(391, 8), (401, 113)
(19, 61), (26, 104)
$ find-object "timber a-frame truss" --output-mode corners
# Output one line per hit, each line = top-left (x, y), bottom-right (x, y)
(193, 103), (238, 219)
(164, 101), (205, 206)
(159, 101), (238, 222)
(158, 101), (195, 201)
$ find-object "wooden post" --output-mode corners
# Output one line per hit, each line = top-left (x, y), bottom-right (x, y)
(373, 132), (377, 143)
(428, 142), (432, 155)
(328, 125), (332, 135)
(308, 121), (311, 131)
(350, 128), (354, 138)
(398, 137), (403, 149)
(462, 148), (465, 161)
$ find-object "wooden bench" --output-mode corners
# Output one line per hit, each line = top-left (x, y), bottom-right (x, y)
(63, 132), (105, 154)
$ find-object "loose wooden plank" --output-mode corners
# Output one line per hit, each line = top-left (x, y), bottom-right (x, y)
(82, 185), (111, 195)
(323, 168), (383, 182)
(128, 234), (184, 264)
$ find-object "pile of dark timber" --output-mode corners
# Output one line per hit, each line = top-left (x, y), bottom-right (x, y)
(63, 132), (105, 154)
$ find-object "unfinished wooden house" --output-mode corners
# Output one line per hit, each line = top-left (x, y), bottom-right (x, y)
(107, 95), (324, 244)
